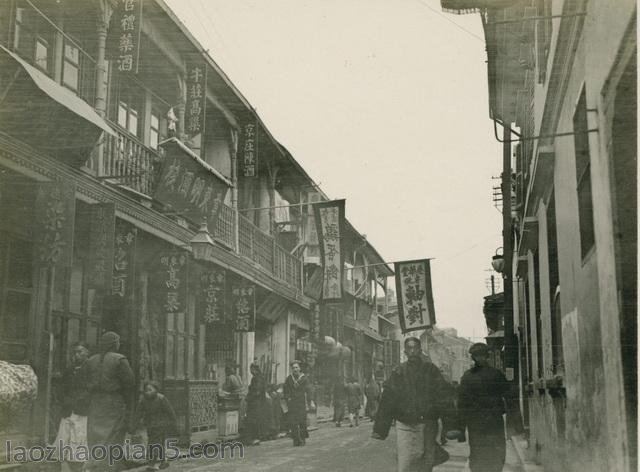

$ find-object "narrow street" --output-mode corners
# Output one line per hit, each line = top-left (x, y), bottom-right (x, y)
(159, 420), (523, 472)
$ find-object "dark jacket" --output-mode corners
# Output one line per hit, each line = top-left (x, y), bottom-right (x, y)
(346, 382), (362, 410)
(373, 359), (449, 439)
(59, 362), (91, 417)
(283, 373), (311, 425)
(458, 365), (509, 431)
(135, 393), (178, 436)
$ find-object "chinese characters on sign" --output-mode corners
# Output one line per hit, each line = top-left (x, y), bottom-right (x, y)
(185, 57), (207, 136)
(35, 182), (76, 267)
(112, 220), (137, 298)
(314, 200), (345, 301)
(155, 139), (230, 228)
(107, 0), (143, 73)
(241, 121), (258, 177)
(88, 203), (115, 290)
(394, 259), (436, 333)
(231, 285), (255, 332)
(200, 269), (226, 324)
(160, 252), (188, 318)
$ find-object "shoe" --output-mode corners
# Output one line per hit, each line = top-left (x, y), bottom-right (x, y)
(251, 440), (260, 446)
(335, 422), (341, 427)
(159, 463), (170, 470)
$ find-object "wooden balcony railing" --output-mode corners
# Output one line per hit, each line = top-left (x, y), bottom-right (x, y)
(238, 212), (302, 289)
(213, 203), (235, 249)
(98, 126), (160, 196)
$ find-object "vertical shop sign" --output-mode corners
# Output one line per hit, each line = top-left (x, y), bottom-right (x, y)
(394, 259), (436, 333)
(200, 268), (226, 323)
(314, 200), (345, 301)
(159, 251), (188, 317)
(185, 57), (207, 137)
(88, 203), (116, 290)
(35, 181), (76, 268)
(112, 220), (137, 298)
(241, 120), (258, 177)
(107, 0), (143, 73)
(232, 285), (255, 332)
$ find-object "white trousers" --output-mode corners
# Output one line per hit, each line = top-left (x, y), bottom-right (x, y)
(396, 420), (439, 472)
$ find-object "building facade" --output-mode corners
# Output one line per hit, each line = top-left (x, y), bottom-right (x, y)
(0, 0), (395, 453)
(441, 0), (636, 470)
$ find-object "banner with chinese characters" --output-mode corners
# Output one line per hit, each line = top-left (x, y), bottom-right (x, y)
(106, 0), (143, 73)
(112, 219), (137, 299)
(241, 120), (258, 177)
(199, 268), (226, 324)
(35, 181), (76, 268)
(88, 203), (116, 290)
(394, 259), (436, 333)
(314, 200), (345, 301)
(185, 57), (207, 137)
(155, 138), (230, 227)
(159, 251), (189, 321)
(231, 285), (256, 332)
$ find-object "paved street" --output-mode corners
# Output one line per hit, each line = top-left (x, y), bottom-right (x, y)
(157, 420), (523, 472)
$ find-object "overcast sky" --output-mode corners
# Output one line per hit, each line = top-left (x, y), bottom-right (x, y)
(166, 0), (504, 340)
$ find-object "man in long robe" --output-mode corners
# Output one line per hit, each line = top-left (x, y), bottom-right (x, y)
(245, 363), (267, 445)
(86, 332), (134, 471)
(457, 343), (510, 472)
(283, 361), (312, 446)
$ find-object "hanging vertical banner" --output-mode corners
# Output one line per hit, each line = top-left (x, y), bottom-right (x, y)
(185, 57), (207, 137)
(35, 181), (76, 268)
(106, 0), (143, 73)
(314, 199), (345, 301)
(159, 251), (189, 319)
(232, 285), (256, 332)
(394, 259), (436, 333)
(88, 203), (116, 290)
(241, 119), (258, 177)
(200, 268), (226, 324)
(112, 220), (137, 298)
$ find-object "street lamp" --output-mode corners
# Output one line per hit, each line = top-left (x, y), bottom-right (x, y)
(190, 219), (215, 261)
(491, 247), (505, 273)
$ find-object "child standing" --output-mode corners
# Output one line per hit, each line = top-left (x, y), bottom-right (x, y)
(134, 382), (178, 471)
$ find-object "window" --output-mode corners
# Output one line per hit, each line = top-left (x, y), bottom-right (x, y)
(116, 80), (141, 136)
(62, 41), (80, 91)
(536, 0), (552, 83)
(547, 193), (564, 374)
(13, 2), (55, 75)
(573, 89), (595, 258)
(149, 113), (159, 150)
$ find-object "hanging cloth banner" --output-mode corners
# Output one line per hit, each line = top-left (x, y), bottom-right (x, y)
(159, 250), (189, 321)
(232, 285), (256, 332)
(240, 118), (258, 177)
(111, 219), (137, 299)
(106, 0), (143, 74)
(314, 199), (345, 301)
(394, 259), (436, 333)
(34, 181), (76, 268)
(185, 56), (207, 137)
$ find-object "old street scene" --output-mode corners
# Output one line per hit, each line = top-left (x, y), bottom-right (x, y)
(0, 1), (636, 472)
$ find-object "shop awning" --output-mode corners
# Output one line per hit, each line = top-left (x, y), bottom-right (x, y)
(0, 45), (116, 165)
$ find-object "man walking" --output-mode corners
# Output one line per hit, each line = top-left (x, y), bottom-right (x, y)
(372, 337), (450, 472)
(332, 378), (347, 427)
(457, 343), (510, 472)
(346, 377), (362, 427)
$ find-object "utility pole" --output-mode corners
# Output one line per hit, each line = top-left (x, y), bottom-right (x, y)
(502, 125), (515, 380)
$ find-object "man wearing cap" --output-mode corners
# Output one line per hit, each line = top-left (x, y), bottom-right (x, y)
(372, 337), (450, 472)
(457, 342), (510, 472)
(86, 331), (135, 471)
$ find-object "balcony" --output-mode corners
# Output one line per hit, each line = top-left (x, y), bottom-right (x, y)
(98, 125), (160, 196)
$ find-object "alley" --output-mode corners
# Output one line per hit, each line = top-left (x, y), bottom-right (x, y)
(156, 421), (523, 472)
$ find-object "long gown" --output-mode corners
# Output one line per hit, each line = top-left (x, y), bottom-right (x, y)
(283, 373), (311, 445)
